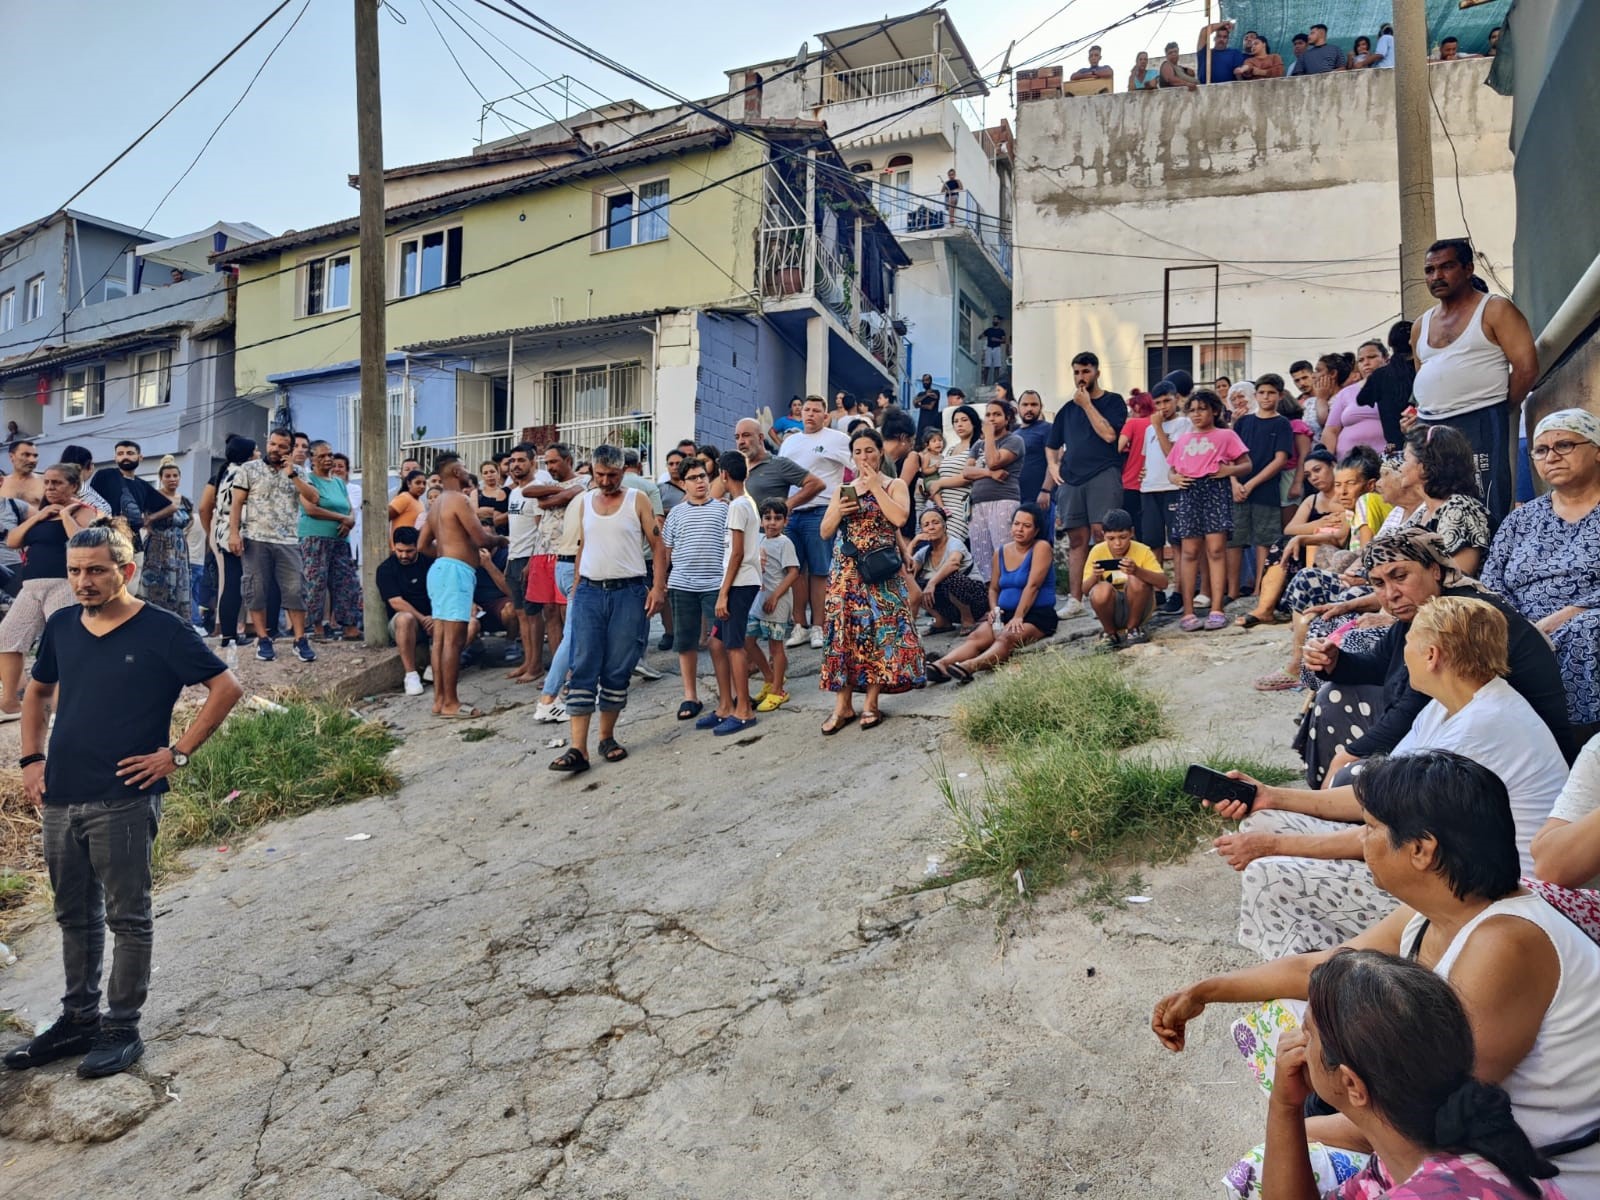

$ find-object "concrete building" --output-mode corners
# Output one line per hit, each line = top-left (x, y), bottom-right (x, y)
(1010, 59), (1515, 402)
(726, 10), (1013, 399)
(222, 121), (907, 473)
(0, 212), (266, 486)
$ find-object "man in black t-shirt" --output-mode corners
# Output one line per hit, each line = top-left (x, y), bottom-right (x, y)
(377, 525), (438, 696)
(7, 522), (241, 1079)
(1045, 351), (1128, 617)
(981, 316), (1008, 386)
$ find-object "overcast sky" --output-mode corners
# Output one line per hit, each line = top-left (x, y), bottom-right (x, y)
(0, 0), (1207, 238)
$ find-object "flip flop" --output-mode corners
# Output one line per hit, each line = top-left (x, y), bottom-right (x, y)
(859, 710), (886, 730)
(821, 712), (858, 736)
(598, 737), (628, 762)
(548, 748), (590, 773)
(677, 700), (704, 720)
(436, 707), (486, 720)
(1179, 616), (1204, 632)
(1254, 674), (1305, 692)
(947, 663), (975, 685)
(1235, 614), (1262, 628)
(925, 663), (950, 685)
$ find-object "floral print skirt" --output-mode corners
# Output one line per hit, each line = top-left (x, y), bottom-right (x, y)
(820, 555), (925, 694)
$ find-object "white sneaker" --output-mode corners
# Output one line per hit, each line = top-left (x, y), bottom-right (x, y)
(533, 699), (566, 723)
(403, 671), (423, 696)
(809, 626), (824, 649)
(1056, 596), (1086, 619)
(786, 625), (811, 648)
(633, 660), (664, 681)
(1195, 593), (1212, 609)
(421, 665), (434, 683)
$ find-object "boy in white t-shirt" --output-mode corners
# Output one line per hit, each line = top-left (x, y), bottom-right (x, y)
(746, 499), (800, 712)
(707, 452), (763, 736)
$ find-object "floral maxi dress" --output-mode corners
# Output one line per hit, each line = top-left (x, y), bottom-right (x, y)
(143, 498), (193, 620)
(820, 489), (925, 694)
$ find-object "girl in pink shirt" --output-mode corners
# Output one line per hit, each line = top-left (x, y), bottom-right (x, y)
(1166, 390), (1252, 630)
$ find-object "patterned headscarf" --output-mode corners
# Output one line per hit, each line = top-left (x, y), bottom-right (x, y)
(1533, 408), (1600, 448)
(1361, 526), (1486, 593)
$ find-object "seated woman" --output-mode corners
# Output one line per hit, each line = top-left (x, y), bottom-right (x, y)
(1214, 596), (1568, 956)
(1398, 425), (1491, 576)
(1237, 446), (1342, 627)
(1262, 950), (1562, 1200)
(1293, 528), (1577, 788)
(926, 503), (1056, 684)
(1153, 751), (1600, 1199)
(1482, 409), (1600, 742)
(906, 507), (987, 634)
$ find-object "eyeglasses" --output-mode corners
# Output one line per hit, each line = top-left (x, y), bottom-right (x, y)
(1531, 439), (1586, 461)
(682, 472), (708, 482)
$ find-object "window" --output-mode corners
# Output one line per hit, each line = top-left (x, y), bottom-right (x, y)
(23, 275), (45, 323)
(1144, 338), (1249, 393)
(303, 252), (352, 315)
(957, 292), (980, 360)
(396, 227), (462, 297)
(541, 361), (643, 427)
(0, 290), (12, 332)
(602, 180), (670, 250)
(103, 278), (128, 302)
(63, 365), (105, 420)
(336, 385), (410, 472)
(132, 349), (171, 409)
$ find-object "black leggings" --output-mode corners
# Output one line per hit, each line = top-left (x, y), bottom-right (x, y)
(217, 550), (243, 644)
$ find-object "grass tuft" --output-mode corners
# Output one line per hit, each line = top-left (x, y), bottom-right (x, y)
(460, 727), (496, 743)
(955, 653), (1166, 750)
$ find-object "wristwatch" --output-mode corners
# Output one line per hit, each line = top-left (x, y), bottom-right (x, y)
(169, 748), (190, 768)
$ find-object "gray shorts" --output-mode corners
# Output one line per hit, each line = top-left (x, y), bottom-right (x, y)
(242, 540), (305, 612)
(1229, 501), (1283, 549)
(1059, 466), (1124, 532)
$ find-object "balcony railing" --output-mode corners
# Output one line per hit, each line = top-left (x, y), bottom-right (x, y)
(877, 188), (1013, 279)
(821, 53), (960, 106)
(398, 414), (657, 473)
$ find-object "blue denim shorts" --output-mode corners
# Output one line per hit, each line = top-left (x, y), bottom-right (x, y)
(787, 505), (834, 575)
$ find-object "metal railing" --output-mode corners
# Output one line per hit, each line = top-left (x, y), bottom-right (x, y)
(397, 430), (520, 473)
(398, 414), (657, 473)
(821, 53), (960, 106)
(878, 188), (1012, 278)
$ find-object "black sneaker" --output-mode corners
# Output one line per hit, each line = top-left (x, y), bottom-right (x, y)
(1160, 593), (1184, 616)
(293, 637), (317, 663)
(657, 632), (674, 652)
(4, 1010), (100, 1070)
(76, 1024), (144, 1079)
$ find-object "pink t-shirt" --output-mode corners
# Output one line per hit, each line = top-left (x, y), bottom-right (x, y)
(1288, 418), (1314, 468)
(1327, 383), (1388, 458)
(1167, 428), (1248, 480)
(1334, 1151), (1566, 1200)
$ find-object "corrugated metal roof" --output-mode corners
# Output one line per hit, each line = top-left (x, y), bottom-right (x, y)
(0, 324), (187, 381)
(399, 309), (677, 354)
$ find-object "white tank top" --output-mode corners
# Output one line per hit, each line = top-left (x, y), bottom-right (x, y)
(578, 489), (646, 581)
(1412, 293), (1511, 421)
(1404, 894), (1600, 1187)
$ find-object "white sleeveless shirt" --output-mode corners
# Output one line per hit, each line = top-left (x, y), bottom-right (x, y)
(1404, 893), (1600, 1190)
(578, 489), (646, 581)
(1412, 293), (1511, 421)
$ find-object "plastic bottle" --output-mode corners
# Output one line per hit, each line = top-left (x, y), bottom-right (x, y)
(224, 641), (239, 670)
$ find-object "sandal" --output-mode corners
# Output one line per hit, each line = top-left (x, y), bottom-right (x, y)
(1179, 616), (1204, 632)
(756, 690), (789, 712)
(677, 700), (703, 721)
(859, 710), (886, 730)
(821, 712), (858, 736)
(1236, 613), (1262, 629)
(925, 663), (950, 685)
(947, 663), (974, 685)
(1204, 612), (1228, 630)
(598, 737), (628, 763)
(549, 748), (590, 774)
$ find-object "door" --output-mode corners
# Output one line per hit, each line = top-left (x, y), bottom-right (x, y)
(455, 370), (493, 438)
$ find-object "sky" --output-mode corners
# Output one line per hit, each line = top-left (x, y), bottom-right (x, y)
(0, 0), (1208, 238)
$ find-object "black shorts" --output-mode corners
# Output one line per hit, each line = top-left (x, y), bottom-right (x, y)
(1001, 604), (1059, 638)
(712, 585), (760, 645)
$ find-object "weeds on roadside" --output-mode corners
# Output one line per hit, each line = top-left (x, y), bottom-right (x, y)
(956, 653), (1165, 750)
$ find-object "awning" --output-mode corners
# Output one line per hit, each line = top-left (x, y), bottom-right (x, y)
(817, 11), (988, 96)
(137, 221), (271, 275)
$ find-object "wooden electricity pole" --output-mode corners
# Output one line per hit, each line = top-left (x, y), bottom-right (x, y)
(355, 0), (390, 645)
(1393, 0), (1438, 319)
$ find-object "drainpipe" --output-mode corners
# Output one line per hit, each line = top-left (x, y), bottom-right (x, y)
(643, 317), (661, 466)
(1535, 252), (1600, 382)
(507, 335), (515, 434)
(401, 352), (412, 473)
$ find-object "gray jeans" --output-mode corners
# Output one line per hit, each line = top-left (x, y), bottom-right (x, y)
(42, 794), (161, 1026)
(242, 538), (305, 612)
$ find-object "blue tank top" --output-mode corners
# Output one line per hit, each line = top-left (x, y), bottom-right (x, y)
(996, 543), (1054, 612)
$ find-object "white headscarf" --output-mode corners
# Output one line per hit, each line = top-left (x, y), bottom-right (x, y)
(1533, 408), (1600, 448)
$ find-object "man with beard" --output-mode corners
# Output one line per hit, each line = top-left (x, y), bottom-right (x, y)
(1016, 389), (1056, 542)
(5, 519), (241, 1078)
(227, 429), (314, 662)
(1, 438), (44, 506)
(90, 441), (175, 595)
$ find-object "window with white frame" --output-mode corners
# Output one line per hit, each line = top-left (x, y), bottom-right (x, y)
(0, 290), (13, 332)
(131, 349), (171, 410)
(541, 361), (643, 427)
(602, 179), (670, 251)
(302, 251), (352, 316)
(335, 385), (410, 472)
(23, 275), (45, 323)
(63, 365), (105, 420)
(1142, 337), (1249, 393)
(103, 277), (128, 302)
(395, 227), (462, 297)
(957, 292), (980, 360)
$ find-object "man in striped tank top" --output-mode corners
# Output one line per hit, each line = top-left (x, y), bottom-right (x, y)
(549, 446), (666, 775)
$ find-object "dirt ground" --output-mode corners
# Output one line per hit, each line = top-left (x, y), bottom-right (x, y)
(0, 615), (1309, 1199)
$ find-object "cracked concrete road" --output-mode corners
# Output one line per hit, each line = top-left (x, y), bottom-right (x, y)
(0, 626), (1303, 1198)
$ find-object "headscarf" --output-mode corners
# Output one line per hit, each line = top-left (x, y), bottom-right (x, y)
(1227, 381), (1257, 416)
(1361, 527), (1487, 593)
(1532, 408), (1600, 448)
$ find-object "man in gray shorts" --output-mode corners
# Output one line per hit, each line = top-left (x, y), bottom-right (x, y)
(226, 428), (315, 663)
(1045, 351), (1128, 618)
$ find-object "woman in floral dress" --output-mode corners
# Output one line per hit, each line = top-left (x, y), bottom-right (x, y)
(818, 427), (924, 733)
(142, 456), (194, 620)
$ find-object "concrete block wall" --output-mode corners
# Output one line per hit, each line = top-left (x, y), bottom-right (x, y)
(693, 311), (759, 450)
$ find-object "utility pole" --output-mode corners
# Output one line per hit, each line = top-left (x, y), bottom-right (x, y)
(1393, 0), (1437, 320)
(355, 0), (390, 645)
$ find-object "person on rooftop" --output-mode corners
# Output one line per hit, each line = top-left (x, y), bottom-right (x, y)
(1234, 33), (1284, 79)
(1298, 24), (1348, 74)
(1196, 21), (1245, 83)
(1159, 42), (1199, 91)
(1071, 45), (1113, 81)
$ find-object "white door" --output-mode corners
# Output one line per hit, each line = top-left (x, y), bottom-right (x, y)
(455, 370), (493, 438)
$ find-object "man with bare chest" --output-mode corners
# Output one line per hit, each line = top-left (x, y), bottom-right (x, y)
(1409, 239), (1538, 527)
(419, 456), (507, 718)
(1, 439), (44, 506)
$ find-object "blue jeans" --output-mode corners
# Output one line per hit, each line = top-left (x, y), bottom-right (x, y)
(787, 505), (834, 576)
(566, 577), (648, 715)
(545, 561), (577, 695)
(189, 562), (205, 624)
(42, 794), (161, 1026)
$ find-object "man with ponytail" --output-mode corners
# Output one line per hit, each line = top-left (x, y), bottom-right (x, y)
(4, 518), (241, 1079)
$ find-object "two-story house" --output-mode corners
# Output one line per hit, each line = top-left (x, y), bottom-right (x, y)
(0, 210), (266, 487)
(222, 116), (908, 473)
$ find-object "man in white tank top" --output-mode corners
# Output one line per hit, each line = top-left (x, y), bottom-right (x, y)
(549, 445), (666, 775)
(1409, 240), (1538, 527)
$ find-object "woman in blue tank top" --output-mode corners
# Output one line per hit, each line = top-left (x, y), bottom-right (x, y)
(926, 503), (1058, 684)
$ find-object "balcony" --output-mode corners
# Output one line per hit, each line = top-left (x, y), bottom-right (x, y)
(877, 189), (1012, 281)
(399, 414), (656, 474)
(816, 53), (987, 152)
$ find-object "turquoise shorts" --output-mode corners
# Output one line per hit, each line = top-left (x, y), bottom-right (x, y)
(426, 556), (476, 623)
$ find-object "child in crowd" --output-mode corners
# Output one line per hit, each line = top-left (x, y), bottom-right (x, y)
(1167, 390), (1252, 632)
(1140, 381), (1191, 614)
(1227, 374), (1295, 602)
(745, 499), (800, 712)
(1084, 508), (1168, 649)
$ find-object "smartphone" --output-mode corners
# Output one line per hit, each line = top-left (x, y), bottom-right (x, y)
(1181, 764), (1258, 811)
(840, 485), (858, 503)
(1096, 558), (1122, 570)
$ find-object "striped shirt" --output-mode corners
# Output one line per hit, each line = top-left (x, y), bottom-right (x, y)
(661, 498), (728, 591)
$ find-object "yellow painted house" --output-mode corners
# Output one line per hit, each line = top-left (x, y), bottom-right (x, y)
(221, 119), (909, 473)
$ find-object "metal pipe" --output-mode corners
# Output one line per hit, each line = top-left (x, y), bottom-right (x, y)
(1535, 251), (1600, 379)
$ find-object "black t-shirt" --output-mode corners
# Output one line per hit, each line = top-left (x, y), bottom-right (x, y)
(91, 468), (163, 533)
(1046, 391), (1128, 485)
(20, 515), (69, 581)
(32, 604), (226, 804)
(1233, 414), (1295, 507)
(983, 324), (1007, 348)
(376, 552), (433, 616)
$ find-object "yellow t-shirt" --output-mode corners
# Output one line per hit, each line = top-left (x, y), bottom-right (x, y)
(1083, 539), (1163, 590)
